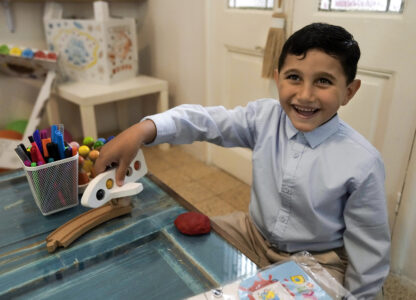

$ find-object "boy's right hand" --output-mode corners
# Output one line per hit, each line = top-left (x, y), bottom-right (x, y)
(94, 119), (157, 186)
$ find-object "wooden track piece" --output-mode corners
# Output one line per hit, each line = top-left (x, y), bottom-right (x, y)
(46, 198), (132, 253)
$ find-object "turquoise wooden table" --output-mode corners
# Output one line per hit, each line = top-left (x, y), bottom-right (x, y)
(0, 170), (258, 299)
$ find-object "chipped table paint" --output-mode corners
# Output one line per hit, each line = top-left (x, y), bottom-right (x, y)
(0, 170), (257, 299)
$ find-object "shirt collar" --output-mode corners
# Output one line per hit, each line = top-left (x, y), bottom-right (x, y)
(285, 114), (340, 148)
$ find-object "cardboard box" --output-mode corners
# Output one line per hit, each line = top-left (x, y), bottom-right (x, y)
(44, 1), (138, 84)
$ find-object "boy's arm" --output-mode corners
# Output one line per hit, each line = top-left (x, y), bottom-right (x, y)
(94, 120), (156, 186)
(95, 101), (264, 184)
(343, 158), (391, 299)
(144, 103), (258, 148)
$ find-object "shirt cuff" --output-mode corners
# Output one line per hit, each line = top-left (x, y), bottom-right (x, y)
(142, 113), (176, 146)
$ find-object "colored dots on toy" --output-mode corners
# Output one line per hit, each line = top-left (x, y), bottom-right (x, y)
(78, 145), (90, 157)
(34, 51), (47, 59)
(83, 136), (94, 147)
(98, 137), (106, 144)
(47, 52), (57, 60)
(22, 48), (34, 59)
(0, 44), (9, 55)
(89, 149), (100, 161)
(106, 179), (113, 189)
(10, 47), (22, 56)
(106, 136), (114, 143)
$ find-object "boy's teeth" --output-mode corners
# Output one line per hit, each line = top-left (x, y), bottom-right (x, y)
(294, 105), (316, 112)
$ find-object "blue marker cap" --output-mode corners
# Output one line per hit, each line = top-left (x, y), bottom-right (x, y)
(51, 125), (58, 144)
(55, 130), (66, 160)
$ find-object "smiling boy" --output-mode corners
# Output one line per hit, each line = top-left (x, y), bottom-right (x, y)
(95, 23), (390, 299)
(277, 49), (360, 132)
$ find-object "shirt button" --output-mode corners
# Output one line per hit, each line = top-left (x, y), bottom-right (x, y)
(279, 216), (288, 223)
(293, 153), (300, 158)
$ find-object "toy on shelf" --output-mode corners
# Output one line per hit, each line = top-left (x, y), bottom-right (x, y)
(0, 46), (57, 170)
(46, 149), (147, 253)
(0, 44), (57, 78)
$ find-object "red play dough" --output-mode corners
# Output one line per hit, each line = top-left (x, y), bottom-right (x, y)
(174, 212), (211, 235)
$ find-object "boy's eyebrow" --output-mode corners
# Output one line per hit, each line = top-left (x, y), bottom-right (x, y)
(282, 68), (299, 75)
(282, 69), (338, 81)
(316, 72), (337, 81)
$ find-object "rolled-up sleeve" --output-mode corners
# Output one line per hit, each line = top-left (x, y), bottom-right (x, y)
(343, 158), (391, 299)
(144, 103), (258, 148)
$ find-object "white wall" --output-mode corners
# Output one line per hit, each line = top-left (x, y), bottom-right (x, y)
(0, 1), (207, 159)
(391, 133), (416, 285)
(142, 0), (207, 159)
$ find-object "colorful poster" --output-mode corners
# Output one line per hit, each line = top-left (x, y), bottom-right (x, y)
(238, 261), (332, 300)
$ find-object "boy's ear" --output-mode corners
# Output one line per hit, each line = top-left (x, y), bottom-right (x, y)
(273, 68), (279, 84)
(342, 79), (361, 105)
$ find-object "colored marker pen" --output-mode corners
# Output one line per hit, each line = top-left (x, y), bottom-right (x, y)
(30, 146), (38, 163)
(46, 142), (60, 161)
(58, 124), (64, 135)
(55, 130), (66, 159)
(14, 147), (31, 166)
(18, 143), (31, 162)
(33, 129), (44, 157)
(29, 136), (45, 164)
(41, 129), (52, 159)
(51, 125), (58, 143)
(64, 146), (72, 158)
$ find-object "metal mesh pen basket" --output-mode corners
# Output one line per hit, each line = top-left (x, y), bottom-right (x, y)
(22, 153), (79, 216)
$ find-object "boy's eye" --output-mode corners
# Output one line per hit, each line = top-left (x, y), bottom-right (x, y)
(317, 78), (332, 85)
(286, 74), (300, 81)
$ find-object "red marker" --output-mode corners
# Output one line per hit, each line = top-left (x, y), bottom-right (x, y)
(29, 136), (46, 164)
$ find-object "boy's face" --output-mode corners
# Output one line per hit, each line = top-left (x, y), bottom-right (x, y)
(274, 49), (361, 132)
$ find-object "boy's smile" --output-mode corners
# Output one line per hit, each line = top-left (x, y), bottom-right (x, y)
(275, 49), (360, 132)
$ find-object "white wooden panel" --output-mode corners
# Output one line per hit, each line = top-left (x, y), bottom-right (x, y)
(225, 46), (274, 108)
(391, 135), (416, 282)
(338, 68), (393, 149)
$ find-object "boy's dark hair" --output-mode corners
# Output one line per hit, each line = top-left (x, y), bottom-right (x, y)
(278, 23), (360, 84)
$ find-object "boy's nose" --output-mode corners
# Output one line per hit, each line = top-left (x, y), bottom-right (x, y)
(297, 83), (314, 102)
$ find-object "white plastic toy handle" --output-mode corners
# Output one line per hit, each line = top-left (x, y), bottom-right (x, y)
(81, 149), (148, 208)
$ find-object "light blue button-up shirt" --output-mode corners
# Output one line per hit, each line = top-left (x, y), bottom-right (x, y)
(146, 98), (390, 299)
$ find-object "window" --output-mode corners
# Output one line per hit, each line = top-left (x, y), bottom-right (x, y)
(228, 0), (275, 10)
(319, 0), (404, 13)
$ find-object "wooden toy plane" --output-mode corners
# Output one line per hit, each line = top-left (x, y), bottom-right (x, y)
(46, 150), (147, 253)
(81, 149), (147, 208)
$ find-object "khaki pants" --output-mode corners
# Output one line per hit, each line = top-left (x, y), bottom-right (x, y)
(212, 211), (348, 285)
